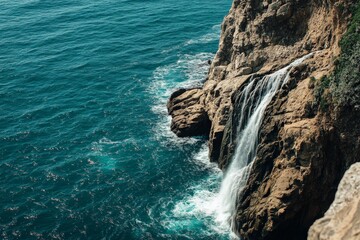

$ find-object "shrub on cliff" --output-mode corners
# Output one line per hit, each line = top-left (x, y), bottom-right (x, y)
(314, 75), (332, 111)
(331, 2), (360, 108)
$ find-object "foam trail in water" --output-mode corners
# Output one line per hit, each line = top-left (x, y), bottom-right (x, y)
(148, 24), (221, 146)
(148, 52), (214, 146)
(185, 24), (221, 46)
(215, 53), (314, 229)
(168, 145), (227, 236)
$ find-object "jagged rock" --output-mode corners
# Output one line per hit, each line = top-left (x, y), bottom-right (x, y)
(269, 1), (282, 11)
(167, 88), (211, 137)
(230, 54), (360, 240)
(276, 3), (292, 21)
(308, 163), (360, 240)
(203, 0), (352, 167)
(238, 67), (252, 75)
(232, 72), (345, 240)
(167, 0), (357, 238)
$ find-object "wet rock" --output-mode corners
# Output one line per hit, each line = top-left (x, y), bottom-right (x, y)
(232, 74), (345, 240)
(167, 0), (355, 238)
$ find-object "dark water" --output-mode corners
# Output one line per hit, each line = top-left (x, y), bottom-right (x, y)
(0, 0), (232, 239)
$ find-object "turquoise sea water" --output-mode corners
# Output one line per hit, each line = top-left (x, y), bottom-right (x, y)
(0, 0), (232, 239)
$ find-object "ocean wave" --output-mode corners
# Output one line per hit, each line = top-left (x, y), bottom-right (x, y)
(191, 143), (220, 172)
(89, 137), (139, 170)
(161, 24), (221, 54)
(184, 24), (221, 46)
(153, 144), (234, 238)
(147, 52), (214, 146)
(146, 23), (232, 238)
(163, 172), (231, 237)
(171, 145), (227, 232)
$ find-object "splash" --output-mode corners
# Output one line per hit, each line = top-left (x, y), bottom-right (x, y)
(216, 53), (314, 230)
(148, 52), (214, 146)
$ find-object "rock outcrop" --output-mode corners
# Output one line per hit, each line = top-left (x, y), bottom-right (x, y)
(167, 88), (211, 137)
(168, 0), (352, 162)
(308, 162), (360, 240)
(232, 60), (345, 239)
(167, 0), (359, 239)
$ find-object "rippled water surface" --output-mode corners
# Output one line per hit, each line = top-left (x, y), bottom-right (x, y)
(0, 0), (232, 239)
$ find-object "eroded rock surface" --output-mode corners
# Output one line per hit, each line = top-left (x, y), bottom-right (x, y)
(168, 0), (352, 163)
(308, 163), (360, 240)
(167, 0), (358, 239)
(167, 88), (211, 137)
(232, 60), (345, 239)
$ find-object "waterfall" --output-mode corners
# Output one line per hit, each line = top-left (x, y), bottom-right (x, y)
(215, 53), (313, 230)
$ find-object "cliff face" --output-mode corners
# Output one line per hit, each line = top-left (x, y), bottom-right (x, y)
(169, 0), (351, 164)
(167, 0), (359, 239)
(308, 162), (360, 240)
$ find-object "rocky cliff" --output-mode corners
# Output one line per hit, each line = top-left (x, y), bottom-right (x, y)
(308, 162), (360, 240)
(167, 0), (359, 239)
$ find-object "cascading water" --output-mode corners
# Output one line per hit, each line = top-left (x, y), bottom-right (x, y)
(215, 53), (314, 231)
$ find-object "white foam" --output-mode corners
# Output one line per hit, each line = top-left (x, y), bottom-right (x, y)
(170, 174), (232, 237)
(148, 52), (214, 146)
(191, 143), (220, 172)
(98, 137), (122, 145)
(185, 24), (221, 46)
(89, 137), (135, 170)
(148, 26), (233, 237)
(215, 53), (315, 231)
(166, 145), (232, 237)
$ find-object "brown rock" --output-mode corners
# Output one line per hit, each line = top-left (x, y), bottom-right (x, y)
(269, 1), (282, 11)
(167, 0), (357, 238)
(167, 88), (211, 137)
(276, 3), (292, 21)
(308, 163), (360, 240)
(232, 72), (344, 240)
(238, 67), (253, 76)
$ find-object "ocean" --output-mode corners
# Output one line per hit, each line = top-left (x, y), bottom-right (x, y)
(0, 0), (232, 239)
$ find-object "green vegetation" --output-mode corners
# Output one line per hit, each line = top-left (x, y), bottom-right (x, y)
(314, 75), (332, 111)
(331, 2), (360, 107)
(313, 2), (360, 112)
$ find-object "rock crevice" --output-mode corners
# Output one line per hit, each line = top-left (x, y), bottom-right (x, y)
(167, 0), (358, 239)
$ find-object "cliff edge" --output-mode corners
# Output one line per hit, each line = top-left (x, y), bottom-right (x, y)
(308, 162), (360, 240)
(167, 0), (359, 239)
